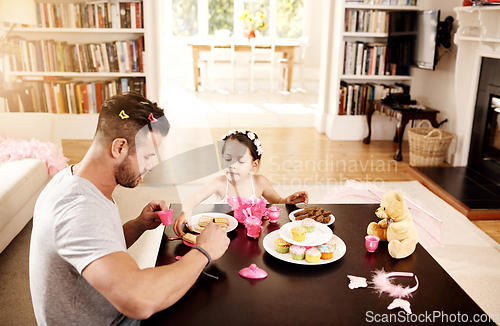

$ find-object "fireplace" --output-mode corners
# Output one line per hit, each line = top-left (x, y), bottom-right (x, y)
(468, 58), (500, 185)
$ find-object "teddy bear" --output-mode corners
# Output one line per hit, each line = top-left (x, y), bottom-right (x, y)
(367, 189), (418, 259)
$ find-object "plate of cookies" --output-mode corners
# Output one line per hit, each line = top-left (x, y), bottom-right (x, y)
(263, 230), (346, 265)
(289, 206), (335, 225)
(279, 221), (333, 246)
(191, 213), (238, 233)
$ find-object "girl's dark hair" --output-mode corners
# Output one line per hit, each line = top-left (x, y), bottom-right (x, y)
(221, 130), (261, 162)
(94, 92), (170, 152)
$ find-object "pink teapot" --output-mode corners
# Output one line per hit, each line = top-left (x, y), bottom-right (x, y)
(265, 205), (282, 223)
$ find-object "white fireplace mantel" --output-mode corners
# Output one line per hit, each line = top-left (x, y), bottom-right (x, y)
(454, 6), (500, 166)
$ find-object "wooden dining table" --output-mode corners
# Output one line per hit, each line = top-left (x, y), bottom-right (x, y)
(188, 40), (299, 91)
(141, 204), (495, 326)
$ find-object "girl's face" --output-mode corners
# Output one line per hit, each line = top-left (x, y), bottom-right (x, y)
(222, 140), (259, 182)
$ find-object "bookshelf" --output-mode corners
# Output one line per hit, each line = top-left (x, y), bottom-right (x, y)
(2, 0), (159, 140)
(339, 1), (418, 117)
(320, 1), (419, 141)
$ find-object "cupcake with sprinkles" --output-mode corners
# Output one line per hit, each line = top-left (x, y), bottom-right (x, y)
(305, 248), (321, 263)
(301, 218), (316, 233)
(317, 244), (334, 260)
(291, 226), (306, 242)
(290, 245), (306, 260)
(274, 238), (290, 253)
(325, 236), (337, 250)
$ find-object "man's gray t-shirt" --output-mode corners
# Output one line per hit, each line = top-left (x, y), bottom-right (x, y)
(30, 166), (138, 326)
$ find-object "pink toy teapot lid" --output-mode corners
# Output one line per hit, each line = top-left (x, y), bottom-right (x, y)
(239, 264), (268, 279)
(267, 205), (280, 212)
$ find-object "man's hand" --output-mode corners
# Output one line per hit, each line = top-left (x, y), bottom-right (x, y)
(285, 191), (309, 206)
(195, 223), (230, 261)
(123, 200), (167, 248)
(136, 200), (168, 231)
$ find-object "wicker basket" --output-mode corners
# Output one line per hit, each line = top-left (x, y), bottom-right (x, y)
(408, 120), (454, 166)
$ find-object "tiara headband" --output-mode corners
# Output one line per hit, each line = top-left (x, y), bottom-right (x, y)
(221, 129), (263, 156)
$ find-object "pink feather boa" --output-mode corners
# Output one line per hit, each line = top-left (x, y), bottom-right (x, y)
(0, 136), (68, 177)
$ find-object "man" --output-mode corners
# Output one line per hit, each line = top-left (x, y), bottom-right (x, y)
(29, 92), (230, 325)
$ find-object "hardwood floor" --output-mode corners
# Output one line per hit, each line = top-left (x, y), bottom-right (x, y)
(61, 127), (500, 245)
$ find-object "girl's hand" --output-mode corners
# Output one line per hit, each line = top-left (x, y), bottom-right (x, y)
(286, 191), (309, 206)
(173, 212), (193, 236)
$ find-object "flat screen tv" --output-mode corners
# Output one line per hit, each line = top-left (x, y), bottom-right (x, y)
(413, 10), (440, 70)
(387, 10), (440, 71)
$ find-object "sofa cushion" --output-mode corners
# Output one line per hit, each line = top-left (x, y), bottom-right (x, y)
(0, 159), (49, 233)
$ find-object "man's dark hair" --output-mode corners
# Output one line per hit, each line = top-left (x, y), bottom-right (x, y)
(95, 92), (170, 153)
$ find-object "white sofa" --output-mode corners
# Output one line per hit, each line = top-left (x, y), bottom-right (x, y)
(0, 113), (62, 253)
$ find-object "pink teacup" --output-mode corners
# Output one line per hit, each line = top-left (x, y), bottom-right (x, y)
(246, 223), (264, 239)
(365, 235), (380, 253)
(157, 209), (173, 225)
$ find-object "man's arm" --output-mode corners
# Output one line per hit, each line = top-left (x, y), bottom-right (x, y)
(83, 223), (229, 320)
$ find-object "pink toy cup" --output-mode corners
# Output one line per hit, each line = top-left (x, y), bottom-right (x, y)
(365, 235), (380, 253)
(254, 198), (268, 210)
(233, 209), (246, 223)
(157, 209), (173, 225)
(246, 223), (264, 239)
(251, 205), (266, 220)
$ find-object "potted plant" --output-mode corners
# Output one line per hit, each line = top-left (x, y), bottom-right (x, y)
(239, 9), (267, 40)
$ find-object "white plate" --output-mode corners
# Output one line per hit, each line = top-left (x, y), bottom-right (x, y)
(191, 213), (238, 233)
(279, 221), (333, 246)
(263, 230), (346, 265)
(289, 208), (335, 226)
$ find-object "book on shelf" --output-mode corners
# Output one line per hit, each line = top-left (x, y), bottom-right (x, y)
(13, 77), (145, 114)
(32, 2), (143, 29)
(343, 41), (388, 76)
(6, 36), (144, 74)
(338, 82), (405, 116)
(345, 9), (388, 33)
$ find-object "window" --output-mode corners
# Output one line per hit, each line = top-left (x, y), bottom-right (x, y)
(172, 0), (198, 36)
(277, 0), (303, 38)
(209, 0), (234, 35)
(169, 0), (306, 39)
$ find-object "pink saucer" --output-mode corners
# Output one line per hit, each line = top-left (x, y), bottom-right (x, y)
(239, 264), (268, 279)
(183, 240), (196, 247)
(183, 234), (198, 247)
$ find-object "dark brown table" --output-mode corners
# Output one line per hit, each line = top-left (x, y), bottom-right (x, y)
(363, 100), (440, 161)
(142, 204), (494, 326)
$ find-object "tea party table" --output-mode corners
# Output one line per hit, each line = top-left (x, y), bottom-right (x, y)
(141, 204), (494, 325)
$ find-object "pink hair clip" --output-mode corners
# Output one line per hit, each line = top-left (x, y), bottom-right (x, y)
(148, 112), (157, 122)
(119, 110), (129, 119)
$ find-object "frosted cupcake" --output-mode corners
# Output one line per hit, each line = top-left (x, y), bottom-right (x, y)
(325, 236), (337, 251)
(305, 248), (321, 263)
(290, 245), (306, 260)
(301, 218), (316, 233)
(291, 226), (306, 242)
(274, 238), (290, 253)
(317, 244), (334, 260)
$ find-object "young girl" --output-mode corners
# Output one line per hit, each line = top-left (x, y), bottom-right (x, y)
(173, 129), (309, 236)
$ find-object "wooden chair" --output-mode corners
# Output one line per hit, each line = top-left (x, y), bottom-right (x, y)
(250, 37), (276, 92)
(279, 36), (310, 90)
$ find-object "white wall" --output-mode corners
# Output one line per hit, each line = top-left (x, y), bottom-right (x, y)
(410, 0), (462, 164)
